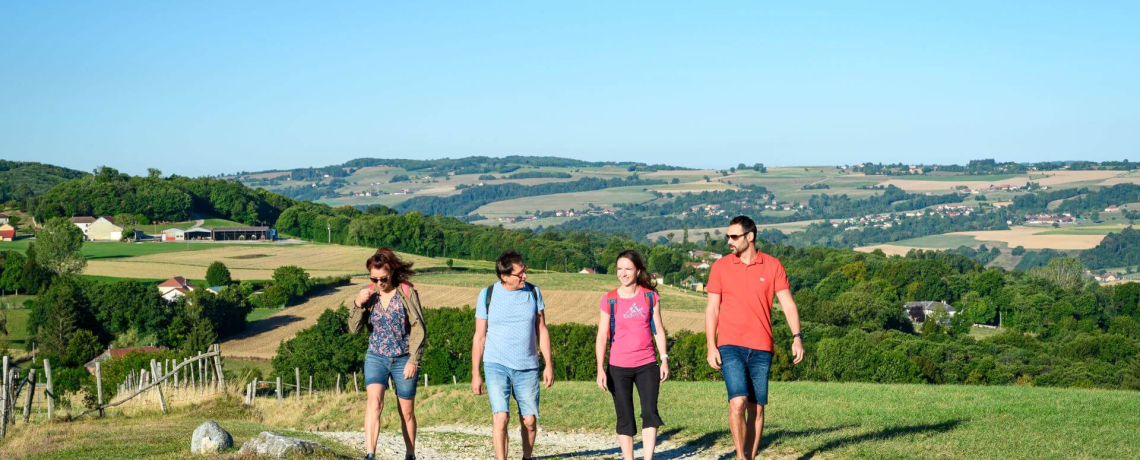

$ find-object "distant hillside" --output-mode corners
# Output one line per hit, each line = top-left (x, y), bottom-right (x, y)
(32, 166), (297, 224)
(0, 159), (87, 203)
(226, 155), (692, 179)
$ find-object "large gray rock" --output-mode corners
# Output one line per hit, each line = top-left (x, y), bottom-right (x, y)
(237, 432), (330, 458)
(190, 420), (234, 454)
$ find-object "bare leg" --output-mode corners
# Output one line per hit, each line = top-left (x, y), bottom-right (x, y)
(641, 427), (657, 460)
(727, 396), (749, 460)
(744, 403), (765, 460)
(492, 412), (510, 460)
(520, 414), (538, 458)
(617, 434), (634, 459)
(397, 397), (417, 456)
(364, 384), (386, 455)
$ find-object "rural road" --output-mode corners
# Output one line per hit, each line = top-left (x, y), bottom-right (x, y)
(317, 425), (799, 460)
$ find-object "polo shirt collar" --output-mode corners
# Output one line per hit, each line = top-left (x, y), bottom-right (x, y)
(730, 251), (764, 266)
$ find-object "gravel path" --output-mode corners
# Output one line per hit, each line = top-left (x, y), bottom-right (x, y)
(316, 425), (798, 460)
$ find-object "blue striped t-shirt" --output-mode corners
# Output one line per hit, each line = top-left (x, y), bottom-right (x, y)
(476, 283), (545, 370)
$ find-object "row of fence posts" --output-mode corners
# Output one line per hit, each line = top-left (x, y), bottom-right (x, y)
(243, 371), (448, 404)
(0, 344), (228, 443)
(0, 355), (54, 442)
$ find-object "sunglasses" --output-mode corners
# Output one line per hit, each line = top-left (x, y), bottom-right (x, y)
(370, 276), (390, 284)
(726, 233), (746, 241)
(506, 266), (529, 278)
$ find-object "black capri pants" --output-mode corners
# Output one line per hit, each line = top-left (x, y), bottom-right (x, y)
(606, 362), (664, 436)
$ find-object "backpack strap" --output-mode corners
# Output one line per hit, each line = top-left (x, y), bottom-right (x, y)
(400, 282), (413, 298)
(645, 290), (658, 336)
(606, 290), (619, 343)
(525, 282), (540, 309)
(484, 284), (496, 314)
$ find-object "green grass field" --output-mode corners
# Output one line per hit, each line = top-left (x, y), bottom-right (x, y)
(270, 381), (1140, 460)
(1038, 225), (1131, 235)
(2, 307), (31, 346)
(0, 240), (262, 259)
(471, 186), (657, 217)
(247, 307), (281, 323)
(885, 234), (983, 250)
(2, 399), (349, 460)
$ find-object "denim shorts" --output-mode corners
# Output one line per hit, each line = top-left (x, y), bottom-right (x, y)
(484, 362), (541, 417)
(364, 352), (419, 399)
(719, 345), (773, 405)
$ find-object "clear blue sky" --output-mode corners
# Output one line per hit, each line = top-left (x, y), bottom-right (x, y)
(2, 1), (1137, 176)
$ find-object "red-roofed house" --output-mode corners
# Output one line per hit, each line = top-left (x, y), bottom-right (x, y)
(159, 276), (197, 301)
(0, 224), (14, 241)
(84, 346), (164, 373)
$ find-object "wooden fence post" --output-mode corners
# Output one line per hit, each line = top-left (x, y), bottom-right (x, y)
(22, 369), (36, 423)
(1, 356), (9, 439)
(353, 372), (359, 393)
(212, 344), (226, 393)
(276, 377), (282, 401)
(95, 362), (104, 417)
(294, 368), (301, 401)
(43, 359), (54, 421)
(308, 375), (313, 398)
(336, 374), (342, 395)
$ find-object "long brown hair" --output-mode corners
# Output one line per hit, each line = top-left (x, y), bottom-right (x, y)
(616, 249), (657, 292)
(365, 247), (416, 286)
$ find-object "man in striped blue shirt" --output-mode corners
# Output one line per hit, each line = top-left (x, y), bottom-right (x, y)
(472, 250), (554, 460)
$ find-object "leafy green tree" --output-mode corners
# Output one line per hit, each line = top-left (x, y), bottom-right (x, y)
(206, 261), (233, 286)
(272, 265), (310, 301)
(34, 217), (86, 276)
(64, 329), (103, 367)
(181, 318), (217, 354)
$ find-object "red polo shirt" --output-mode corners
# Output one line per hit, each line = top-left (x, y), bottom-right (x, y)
(706, 251), (790, 352)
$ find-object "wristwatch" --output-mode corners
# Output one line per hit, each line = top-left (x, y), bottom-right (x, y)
(660, 354), (669, 360)
(792, 333), (803, 340)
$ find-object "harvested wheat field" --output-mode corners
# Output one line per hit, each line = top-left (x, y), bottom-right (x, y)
(856, 225), (1106, 256)
(855, 245), (929, 256)
(85, 244), (485, 280)
(223, 281), (708, 360)
(222, 281), (364, 360)
(956, 226), (1105, 249)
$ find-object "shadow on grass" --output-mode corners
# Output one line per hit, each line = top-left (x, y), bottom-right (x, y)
(226, 315), (303, 339)
(793, 419), (966, 460)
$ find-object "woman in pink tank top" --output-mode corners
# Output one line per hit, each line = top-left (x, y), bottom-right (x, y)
(595, 250), (669, 460)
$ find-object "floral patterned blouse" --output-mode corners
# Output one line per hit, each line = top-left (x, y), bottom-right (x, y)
(368, 293), (409, 357)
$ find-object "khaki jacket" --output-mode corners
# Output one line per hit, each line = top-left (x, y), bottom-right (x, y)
(348, 282), (428, 366)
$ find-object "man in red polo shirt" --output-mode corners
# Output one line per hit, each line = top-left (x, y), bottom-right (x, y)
(706, 215), (804, 460)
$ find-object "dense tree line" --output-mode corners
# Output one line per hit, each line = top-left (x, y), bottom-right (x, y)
(395, 177), (666, 216)
(30, 167), (297, 225)
(506, 171), (573, 179)
(1081, 227), (1140, 269)
(0, 160), (87, 206)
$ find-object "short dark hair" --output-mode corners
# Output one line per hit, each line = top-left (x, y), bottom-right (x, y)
(496, 250), (525, 279)
(730, 215), (757, 239)
(365, 247), (416, 285)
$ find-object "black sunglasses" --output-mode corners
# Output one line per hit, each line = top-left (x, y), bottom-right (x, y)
(370, 276), (390, 284)
(726, 233), (746, 241)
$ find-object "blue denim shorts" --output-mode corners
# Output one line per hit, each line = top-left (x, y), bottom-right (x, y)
(484, 362), (541, 417)
(364, 352), (419, 399)
(719, 345), (773, 405)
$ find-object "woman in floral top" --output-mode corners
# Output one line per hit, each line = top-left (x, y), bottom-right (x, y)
(349, 247), (429, 460)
